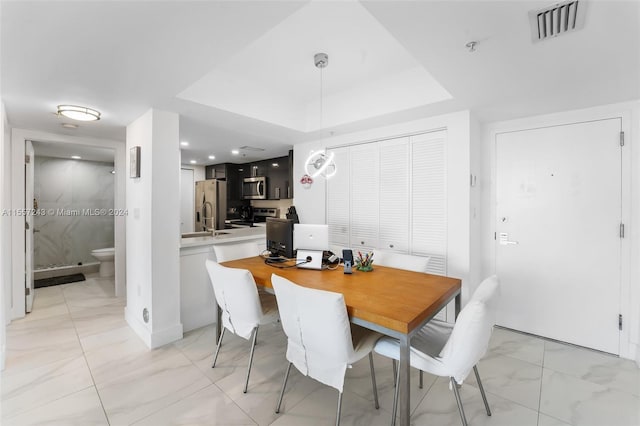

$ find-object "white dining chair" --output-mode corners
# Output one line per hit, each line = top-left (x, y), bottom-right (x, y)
(204, 259), (279, 393)
(374, 275), (500, 426)
(374, 251), (430, 387)
(270, 273), (382, 426)
(213, 241), (277, 299)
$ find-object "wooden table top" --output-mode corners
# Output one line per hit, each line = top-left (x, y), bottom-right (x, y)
(220, 256), (461, 335)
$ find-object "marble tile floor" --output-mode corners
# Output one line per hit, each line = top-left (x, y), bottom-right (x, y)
(1, 276), (639, 426)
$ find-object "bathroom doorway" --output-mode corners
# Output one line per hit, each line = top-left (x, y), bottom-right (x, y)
(29, 141), (117, 308)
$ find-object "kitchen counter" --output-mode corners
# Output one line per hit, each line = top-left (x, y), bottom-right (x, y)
(180, 226), (266, 249)
(179, 225), (266, 333)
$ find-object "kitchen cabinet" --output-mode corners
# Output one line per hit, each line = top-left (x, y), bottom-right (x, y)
(204, 163), (246, 207)
(266, 155), (289, 200)
(210, 152), (293, 202)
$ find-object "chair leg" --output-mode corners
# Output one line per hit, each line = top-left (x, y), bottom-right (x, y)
(450, 377), (468, 426)
(275, 362), (292, 414)
(336, 391), (343, 426)
(243, 326), (258, 394)
(212, 327), (226, 368)
(368, 353), (379, 409)
(391, 359), (401, 426)
(473, 365), (491, 416)
(419, 370), (423, 389)
(392, 359), (397, 387)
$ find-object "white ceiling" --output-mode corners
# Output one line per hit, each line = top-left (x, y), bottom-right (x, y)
(2, 1), (638, 165)
(178, 0), (451, 132)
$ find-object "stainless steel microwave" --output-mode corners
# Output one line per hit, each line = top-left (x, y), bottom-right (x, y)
(242, 176), (267, 200)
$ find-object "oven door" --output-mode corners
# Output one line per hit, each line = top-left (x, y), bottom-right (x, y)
(242, 177), (267, 199)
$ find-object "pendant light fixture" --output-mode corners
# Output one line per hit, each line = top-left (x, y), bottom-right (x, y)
(57, 105), (101, 121)
(301, 53), (337, 181)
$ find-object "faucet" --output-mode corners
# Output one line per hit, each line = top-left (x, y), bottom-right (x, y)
(201, 201), (213, 231)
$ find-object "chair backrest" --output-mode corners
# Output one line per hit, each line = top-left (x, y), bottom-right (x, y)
(374, 250), (430, 273)
(271, 273), (355, 392)
(438, 276), (500, 384)
(205, 260), (263, 340)
(470, 275), (500, 309)
(213, 242), (262, 262)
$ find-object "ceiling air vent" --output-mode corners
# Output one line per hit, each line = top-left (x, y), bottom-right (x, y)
(529, 0), (586, 43)
(238, 146), (265, 152)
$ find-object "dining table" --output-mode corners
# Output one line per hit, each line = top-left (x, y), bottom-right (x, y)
(219, 256), (462, 426)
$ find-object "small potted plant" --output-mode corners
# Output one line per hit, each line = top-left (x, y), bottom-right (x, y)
(355, 251), (374, 272)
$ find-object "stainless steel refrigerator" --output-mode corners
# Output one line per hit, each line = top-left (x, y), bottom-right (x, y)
(195, 179), (227, 231)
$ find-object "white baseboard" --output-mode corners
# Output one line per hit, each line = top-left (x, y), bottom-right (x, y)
(125, 307), (183, 349)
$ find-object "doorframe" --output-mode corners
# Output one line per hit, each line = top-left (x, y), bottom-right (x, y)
(482, 102), (636, 360)
(9, 128), (126, 319)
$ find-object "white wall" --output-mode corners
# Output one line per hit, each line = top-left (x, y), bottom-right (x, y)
(1, 101), (9, 370)
(480, 100), (640, 361)
(293, 110), (474, 303)
(8, 129), (127, 318)
(125, 109), (182, 349)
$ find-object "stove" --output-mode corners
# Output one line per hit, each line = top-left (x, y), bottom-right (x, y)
(252, 207), (279, 223)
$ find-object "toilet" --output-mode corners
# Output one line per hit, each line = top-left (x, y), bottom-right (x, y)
(91, 247), (115, 277)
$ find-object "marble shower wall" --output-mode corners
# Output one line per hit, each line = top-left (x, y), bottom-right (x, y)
(34, 156), (115, 269)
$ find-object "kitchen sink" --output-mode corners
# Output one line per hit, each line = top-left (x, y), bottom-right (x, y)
(181, 231), (213, 238)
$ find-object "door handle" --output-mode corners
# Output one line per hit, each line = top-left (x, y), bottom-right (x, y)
(499, 233), (519, 245)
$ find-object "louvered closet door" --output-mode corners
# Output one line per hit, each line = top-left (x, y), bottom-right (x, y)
(326, 147), (350, 248)
(379, 137), (410, 253)
(350, 143), (379, 251)
(411, 131), (447, 276)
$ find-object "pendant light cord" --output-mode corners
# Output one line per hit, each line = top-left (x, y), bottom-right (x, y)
(320, 66), (324, 130)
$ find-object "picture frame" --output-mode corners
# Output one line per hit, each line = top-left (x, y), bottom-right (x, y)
(130, 146), (141, 178)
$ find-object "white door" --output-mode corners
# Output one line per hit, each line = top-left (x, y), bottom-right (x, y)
(327, 147), (351, 249)
(350, 143), (379, 251)
(25, 141), (35, 312)
(379, 137), (410, 253)
(180, 168), (194, 233)
(495, 119), (622, 354)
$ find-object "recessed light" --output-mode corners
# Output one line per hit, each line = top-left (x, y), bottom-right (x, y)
(71, 155), (82, 160)
(272, 163), (279, 167)
(57, 105), (100, 121)
(180, 141), (189, 146)
(61, 123), (79, 129)
(231, 149), (239, 155)
(190, 160), (197, 164)
(208, 155), (216, 160)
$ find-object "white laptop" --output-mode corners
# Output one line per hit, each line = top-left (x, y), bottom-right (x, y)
(294, 224), (329, 270)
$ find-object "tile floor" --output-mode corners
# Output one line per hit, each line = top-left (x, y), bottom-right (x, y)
(1, 274), (639, 426)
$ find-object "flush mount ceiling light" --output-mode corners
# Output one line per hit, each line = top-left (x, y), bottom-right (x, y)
(57, 105), (101, 121)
